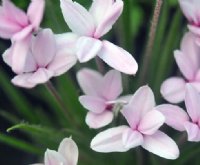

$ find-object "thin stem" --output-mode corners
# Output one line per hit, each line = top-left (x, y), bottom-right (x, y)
(45, 81), (76, 126)
(95, 56), (105, 74)
(138, 0), (163, 85)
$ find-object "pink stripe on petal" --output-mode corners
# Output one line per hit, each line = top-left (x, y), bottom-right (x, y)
(142, 131), (179, 160)
(98, 40), (138, 75)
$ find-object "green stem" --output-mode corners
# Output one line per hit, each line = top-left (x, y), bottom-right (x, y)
(138, 0), (163, 85)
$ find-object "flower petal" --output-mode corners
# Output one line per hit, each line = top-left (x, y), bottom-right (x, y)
(27, 68), (54, 85)
(98, 40), (138, 75)
(121, 85), (155, 129)
(44, 149), (66, 165)
(184, 121), (200, 142)
(11, 35), (31, 74)
(58, 138), (78, 165)
(94, 0), (123, 38)
(79, 95), (106, 113)
(185, 84), (200, 122)
(90, 126), (129, 152)
(11, 74), (36, 88)
(122, 128), (143, 149)
(76, 68), (103, 95)
(138, 110), (165, 135)
(100, 70), (122, 100)
(160, 77), (186, 103)
(32, 29), (56, 67)
(60, 0), (95, 36)
(156, 104), (189, 131)
(27, 0), (45, 30)
(188, 25), (200, 37)
(76, 36), (102, 62)
(86, 111), (113, 129)
(142, 131), (179, 160)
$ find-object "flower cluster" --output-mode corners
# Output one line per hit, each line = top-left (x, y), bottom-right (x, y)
(0, 0), (200, 164)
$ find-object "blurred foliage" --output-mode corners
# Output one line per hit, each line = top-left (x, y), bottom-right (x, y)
(0, 0), (200, 165)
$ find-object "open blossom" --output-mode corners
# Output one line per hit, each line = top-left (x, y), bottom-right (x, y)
(0, 0), (45, 73)
(33, 138), (78, 165)
(77, 68), (130, 129)
(60, 0), (138, 75)
(91, 86), (179, 159)
(179, 0), (200, 36)
(158, 85), (200, 142)
(161, 32), (200, 103)
(3, 29), (77, 88)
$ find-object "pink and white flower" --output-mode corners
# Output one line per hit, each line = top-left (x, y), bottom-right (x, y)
(3, 29), (77, 88)
(158, 84), (200, 142)
(60, 0), (138, 75)
(179, 0), (200, 36)
(91, 86), (179, 159)
(33, 138), (79, 165)
(160, 32), (200, 103)
(77, 68), (130, 129)
(0, 0), (45, 73)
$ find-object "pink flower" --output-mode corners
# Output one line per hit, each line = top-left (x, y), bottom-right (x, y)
(3, 29), (78, 88)
(91, 86), (179, 159)
(0, 0), (45, 73)
(179, 0), (200, 36)
(60, 0), (138, 75)
(77, 68), (130, 129)
(158, 85), (200, 142)
(161, 32), (200, 103)
(33, 138), (79, 165)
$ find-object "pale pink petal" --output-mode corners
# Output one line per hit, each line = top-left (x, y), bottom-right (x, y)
(178, 0), (196, 23)
(160, 77), (186, 103)
(55, 32), (78, 51)
(174, 50), (196, 80)
(184, 121), (200, 142)
(90, 126), (130, 152)
(48, 49), (77, 76)
(98, 40), (138, 75)
(31, 164), (43, 165)
(79, 95), (106, 113)
(58, 138), (78, 165)
(156, 104), (189, 131)
(11, 74), (36, 88)
(27, 68), (53, 84)
(0, 16), (22, 39)
(185, 84), (200, 122)
(188, 25), (200, 37)
(122, 128), (143, 149)
(2, 48), (12, 67)
(86, 111), (113, 129)
(100, 70), (122, 100)
(142, 131), (179, 160)
(76, 36), (102, 62)
(190, 82), (200, 92)
(138, 110), (165, 135)
(44, 149), (66, 165)
(114, 95), (132, 104)
(32, 29), (56, 67)
(11, 35), (31, 74)
(94, 0), (124, 38)
(76, 68), (103, 95)
(180, 32), (200, 71)
(27, 0), (45, 30)
(122, 86), (155, 129)
(60, 0), (95, 36)
(2, 0), (28, 26)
